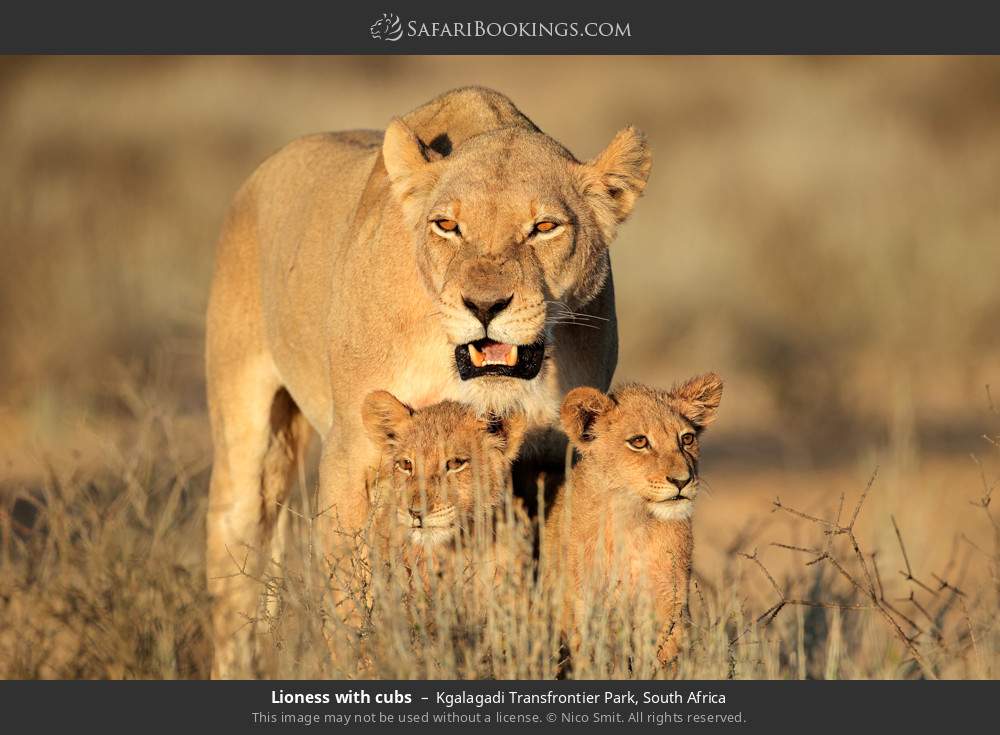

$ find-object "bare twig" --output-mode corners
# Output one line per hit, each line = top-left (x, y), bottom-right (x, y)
(758, 469), (939, 679)
(892, 515), (938, 595)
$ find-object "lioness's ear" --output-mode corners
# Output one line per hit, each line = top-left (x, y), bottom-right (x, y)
(578, 126), (652, 235)
(383, 119), (430, 181)
(560, 386), (615, 447)
(481, 410), (528, 461)
(383, 119), (439, 221)
(361, 390), (414, 450)
(669, 373), (723, 429)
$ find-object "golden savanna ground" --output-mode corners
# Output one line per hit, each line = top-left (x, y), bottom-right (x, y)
(1, 56), (998, 679)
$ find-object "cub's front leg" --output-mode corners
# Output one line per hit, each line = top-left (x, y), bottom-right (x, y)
(653, 565), (691, 668)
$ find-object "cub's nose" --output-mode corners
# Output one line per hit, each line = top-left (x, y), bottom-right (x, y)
(462, 294), (513, 328)
(667, 475), (692, 491)
(408, 508), (424, 526)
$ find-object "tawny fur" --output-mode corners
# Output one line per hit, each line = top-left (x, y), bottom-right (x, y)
(361, 391), (529, 600)
(204, 87), (651, 677)
(543, 374), (723, 667)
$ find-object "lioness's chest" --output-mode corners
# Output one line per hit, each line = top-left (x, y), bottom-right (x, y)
(384, 344), (468, 410)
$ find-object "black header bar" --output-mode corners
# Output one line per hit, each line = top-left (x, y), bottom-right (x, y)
(2, 0), (999, 54)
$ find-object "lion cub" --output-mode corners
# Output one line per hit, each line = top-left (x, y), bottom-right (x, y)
(543, 373), (723, 666)
(361, 391), (527, 572)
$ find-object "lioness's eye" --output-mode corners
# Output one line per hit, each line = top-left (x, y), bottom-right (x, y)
(532, 221), (560, 236)
(431, 218), (460, 235)
(446, 458), (469, 473)
(681, 433), (695, 447)
(626, 435), (649, 450)
(395, 458), (413, 474)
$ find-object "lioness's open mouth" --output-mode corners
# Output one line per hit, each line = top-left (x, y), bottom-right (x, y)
(454, 339), (545, 380)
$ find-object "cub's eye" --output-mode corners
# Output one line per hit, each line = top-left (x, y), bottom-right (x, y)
(531, 221), (560, 236)
(626, 435), (649, 451)
(446, 457), (469, 473)
(394, 458), (413, 475)
(431, 219), (460, 236)
(681, 433), (696, 446)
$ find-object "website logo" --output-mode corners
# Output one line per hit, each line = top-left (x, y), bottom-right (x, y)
(370, 12), (404, 42)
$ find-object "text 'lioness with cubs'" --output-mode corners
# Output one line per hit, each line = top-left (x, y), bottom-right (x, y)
(205, 87), (651, 677)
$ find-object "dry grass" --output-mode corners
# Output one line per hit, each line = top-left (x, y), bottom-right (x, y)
(1, 56), (999, 679)
(1, 384), (996, 679)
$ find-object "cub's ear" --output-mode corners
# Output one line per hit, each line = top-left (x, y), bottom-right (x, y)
(577, 126), (652, 235)
(669, 373), (723, 429)
(361, 390), (414, 450)
(560, 386), (615, 447)
(481, 409), (528, 461)
(382, 118), (440, 220)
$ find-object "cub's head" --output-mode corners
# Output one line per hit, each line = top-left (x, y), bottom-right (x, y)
(362, 390), (526, 546)
(382, 117), (651, 408)
(560, 374), (723, 522)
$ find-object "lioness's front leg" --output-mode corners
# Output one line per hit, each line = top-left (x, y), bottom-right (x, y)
(204, 358), (283, 680)
(314, 432), (375, 674)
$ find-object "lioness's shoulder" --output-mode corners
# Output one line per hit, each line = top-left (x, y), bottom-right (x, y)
(261, 130), (383, 169)
(245, 130), (384, 202)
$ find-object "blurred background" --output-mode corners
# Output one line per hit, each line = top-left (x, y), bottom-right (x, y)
(1, 56), (998, 599)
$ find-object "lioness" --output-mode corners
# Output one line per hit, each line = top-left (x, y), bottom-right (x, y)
(205, 87), (651, 677)
(543, 374), (723, 667)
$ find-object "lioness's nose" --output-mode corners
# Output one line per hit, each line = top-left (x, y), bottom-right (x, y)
(408, 508), (424, 525)
(462, 294), (513, 328)
(667, 475), (692, 490)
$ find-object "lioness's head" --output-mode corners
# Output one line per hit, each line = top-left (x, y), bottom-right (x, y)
(560, 374), (723, 522)
(382, 117), (651, 395)
(362, 390), (526, 546)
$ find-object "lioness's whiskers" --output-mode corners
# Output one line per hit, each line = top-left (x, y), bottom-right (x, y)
(545, 300), (611, 321)
(545, 317), (602, 330)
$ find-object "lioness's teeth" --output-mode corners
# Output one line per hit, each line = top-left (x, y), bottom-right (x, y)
(469, 344), (485, 368)
(505, 345), (518, 366)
